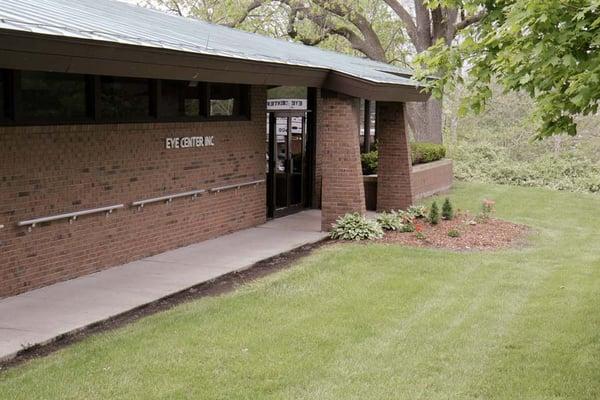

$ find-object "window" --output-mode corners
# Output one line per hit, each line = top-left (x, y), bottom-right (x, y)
(0, 70), (251, 125)
(100, 77), (150, 120)
(0, 70), (6, 120)
(160, 80), (207, 118)
(208, 83), (247, 118)
(20, 71), (88, 120)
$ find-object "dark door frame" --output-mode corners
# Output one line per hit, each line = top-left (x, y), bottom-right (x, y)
(266, 89), (316, 218)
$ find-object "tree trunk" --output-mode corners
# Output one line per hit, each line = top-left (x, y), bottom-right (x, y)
(405, 98), (443, 143)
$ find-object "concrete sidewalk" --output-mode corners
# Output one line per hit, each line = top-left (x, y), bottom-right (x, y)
(0, 210), (327, 361)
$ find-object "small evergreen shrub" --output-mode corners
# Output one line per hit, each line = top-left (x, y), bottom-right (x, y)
(428, 201), (440, 225)
(411, 143), (446, 165)
(330, 213), (384, 240)
(407, 205), (428, 219)
(376, 211), (403, 231)
(442, 198), (454, 220)
(447, 229), (461, 238)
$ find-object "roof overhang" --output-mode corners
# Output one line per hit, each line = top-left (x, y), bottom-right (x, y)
(0, 29), (430, 103)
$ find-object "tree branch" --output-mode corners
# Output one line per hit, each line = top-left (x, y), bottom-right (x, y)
(454, 9), (487, 31)
(223, 0), (264, 27)
(382, 0), (418, 46)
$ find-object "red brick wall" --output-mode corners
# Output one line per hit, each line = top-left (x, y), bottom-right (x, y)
(412, 159), (453, 200)
(376, 102), (413, 211)
(0, 86), (268, 298)
(318, 90), (365, 231)
(312, 89), (323, 208)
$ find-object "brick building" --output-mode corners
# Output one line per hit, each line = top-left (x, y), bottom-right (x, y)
(0, 0), (430, 298)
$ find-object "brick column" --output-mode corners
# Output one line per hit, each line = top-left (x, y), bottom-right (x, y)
(318, 90), (366, 231)
(376, 102), (413, 211)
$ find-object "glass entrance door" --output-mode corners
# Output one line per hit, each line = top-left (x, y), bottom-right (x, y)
(267, 113), (306, 217)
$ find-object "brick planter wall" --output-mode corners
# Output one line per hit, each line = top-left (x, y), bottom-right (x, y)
(411, 159), (453, 200)
(363, 159), (453, 210)
(0, 86), (268, 298)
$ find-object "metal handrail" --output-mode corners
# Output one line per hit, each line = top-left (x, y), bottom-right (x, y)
(18, 204), (124, 230)
(132, 189), (206, 208)
(210, 179), (265, 193)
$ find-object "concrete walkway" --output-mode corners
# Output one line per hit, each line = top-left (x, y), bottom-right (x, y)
(0, 210), (327, 361)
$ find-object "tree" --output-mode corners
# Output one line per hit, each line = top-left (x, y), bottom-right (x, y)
(416, 0), (600, 139)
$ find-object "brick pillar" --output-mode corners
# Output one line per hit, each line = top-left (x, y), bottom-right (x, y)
(376, 102), (413, 211)
(318, 90), (366, 231)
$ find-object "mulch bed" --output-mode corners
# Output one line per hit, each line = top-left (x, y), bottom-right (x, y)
(377, 213), (530, 251)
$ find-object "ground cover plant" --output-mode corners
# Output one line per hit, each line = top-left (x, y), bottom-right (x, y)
(1, 182), (599, 399)
(329, 212), (383, 240)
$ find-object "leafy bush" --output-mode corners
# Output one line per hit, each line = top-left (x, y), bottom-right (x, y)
(428, 201), (440, 225)
(361, 151), (378, 175)
(330, 213), (384, 240)
(411, 143), (446, 165)
(376, 211), (404, 231)
(442, 198), (454, 220)
(360, 143), (447, 174)
(407, 205), (428, 219)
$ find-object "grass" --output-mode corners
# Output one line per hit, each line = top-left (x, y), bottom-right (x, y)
(1, 182), (599, 399)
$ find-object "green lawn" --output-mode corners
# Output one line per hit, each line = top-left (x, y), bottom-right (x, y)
(1, 182), (599, 399)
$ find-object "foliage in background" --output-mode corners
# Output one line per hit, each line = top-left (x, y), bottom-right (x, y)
(361, 143), (446, 174)
(417, 0), (600, 139)
(330, 213), (384, 241)
(445, 85), (600, 195)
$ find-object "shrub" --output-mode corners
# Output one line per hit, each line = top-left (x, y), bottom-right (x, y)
(477, 199), (495, 222)
(400, 222), (416, 233)
(376, 211), (403, 231)
(447, 229), (461, 238)
(428, 201), (440, 225)
(396, 210), (415, 224)
(361, 151), (378, 174)
(411, 143), (446, 165)
(442, 198), (454, 220)
(360, 143), (447, 174)
(330, 213), (384, 240)
(407, 205), (428, 219)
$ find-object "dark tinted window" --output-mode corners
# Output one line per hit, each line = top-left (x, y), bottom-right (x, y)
(160, 80), (206, 118)
(209, 83), (246, 117)
(0, 70), (5, 120)
(20, 71), (88, 120)
(100, 77), (150, 119)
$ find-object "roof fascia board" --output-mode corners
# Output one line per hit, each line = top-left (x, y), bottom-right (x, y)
(324, 71), (430, 102)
